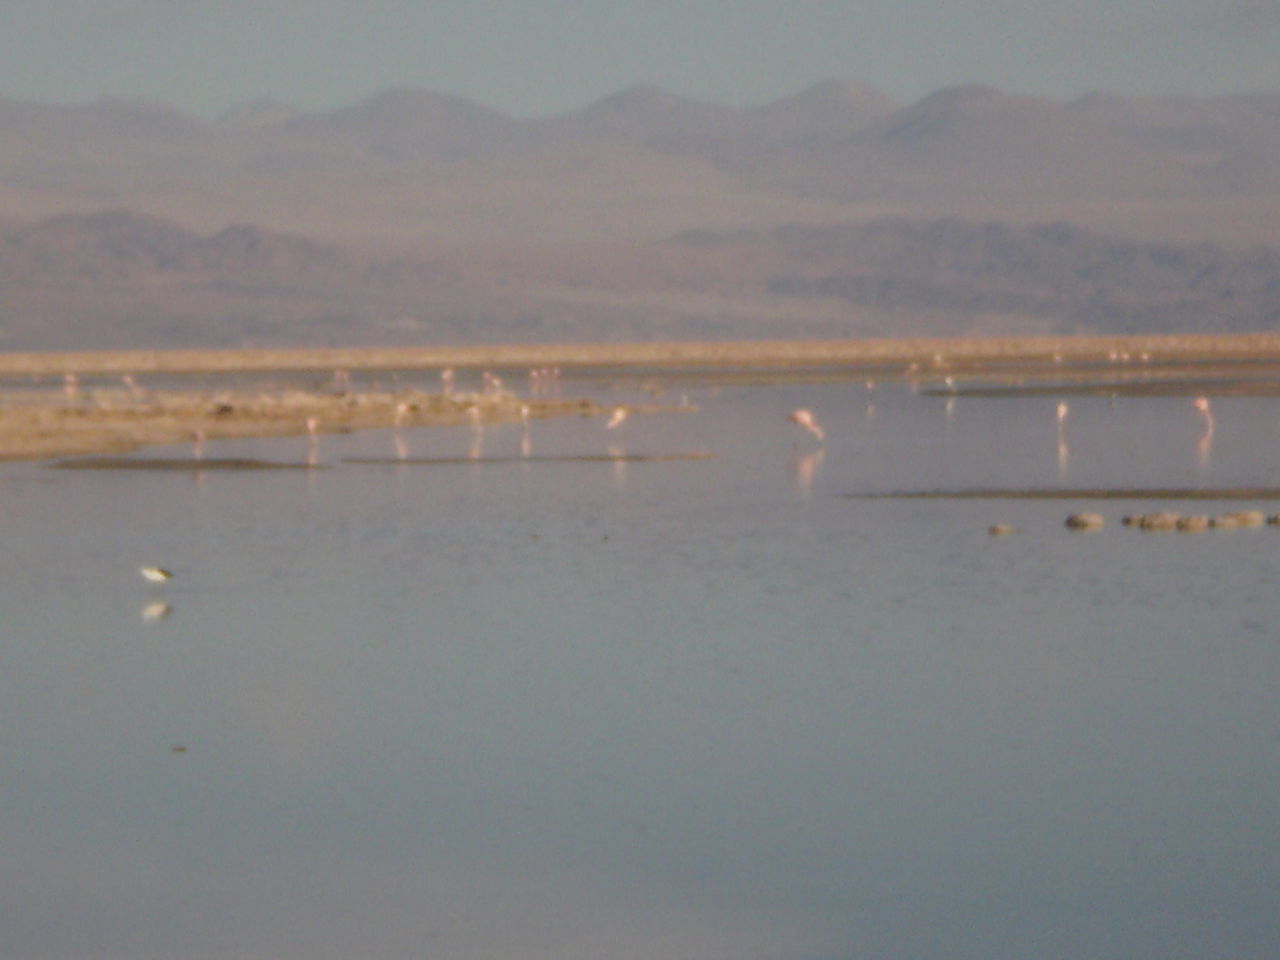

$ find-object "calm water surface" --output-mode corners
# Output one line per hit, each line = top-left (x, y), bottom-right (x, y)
(3, 377), (1280, 959)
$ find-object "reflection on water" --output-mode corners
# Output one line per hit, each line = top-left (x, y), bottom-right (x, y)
(1195, 395), (1216, 472)
(3, 379), (1280, 959)
(140, 600), (171, 622)
(792, 446), (824, 497)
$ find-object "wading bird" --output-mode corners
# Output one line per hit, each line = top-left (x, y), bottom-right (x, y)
(140, 566), (173, 583)
(1194, 396), (1214, 435)
(788, 408), (824, 442)
(1056, 401), (1070, 475)
(1193, 396), (1214, 468)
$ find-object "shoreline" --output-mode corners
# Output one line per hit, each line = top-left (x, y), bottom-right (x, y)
(4, 333), (1280, 376)
(0, 386), (615, 463)
(4, 332), (1280, 463)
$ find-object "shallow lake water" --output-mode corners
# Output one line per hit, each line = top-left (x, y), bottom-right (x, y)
(3, 374), (1280, 960)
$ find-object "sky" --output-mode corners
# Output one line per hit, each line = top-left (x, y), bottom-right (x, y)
(4, 0), (1280, 117)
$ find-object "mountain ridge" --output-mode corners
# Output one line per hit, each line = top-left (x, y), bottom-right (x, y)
(2, 208), (1276, 350)
(3, 80), (1280, 347)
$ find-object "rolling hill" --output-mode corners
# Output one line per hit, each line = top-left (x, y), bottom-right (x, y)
(1, 80), (1278, 347)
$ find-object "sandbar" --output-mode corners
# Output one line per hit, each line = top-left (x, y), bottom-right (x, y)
(0, 385), (611, 462)
(6, 333), (1280, 462)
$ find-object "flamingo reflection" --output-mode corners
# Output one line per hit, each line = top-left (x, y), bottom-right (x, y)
(306, 416), (320, 466)
(1056, 401), (1069, 477)
(793, 447), (825, 496)
(1194, 396), (1214, 469)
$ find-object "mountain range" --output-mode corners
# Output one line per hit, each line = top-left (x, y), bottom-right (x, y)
(1, 81), (1279, 348)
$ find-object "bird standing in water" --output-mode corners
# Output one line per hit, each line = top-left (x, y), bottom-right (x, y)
(1194, 396), (1214, 436)
(788, 408), (825, 442)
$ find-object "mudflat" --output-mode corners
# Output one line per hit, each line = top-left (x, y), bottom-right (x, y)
(5, 333), (1280, 462)
(0, 385), (606, 462)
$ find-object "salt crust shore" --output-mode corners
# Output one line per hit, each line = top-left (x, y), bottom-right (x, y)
(3, 333), (1280, 376)
(0, 387), (608, 462)
(3, 334), (1279, 462)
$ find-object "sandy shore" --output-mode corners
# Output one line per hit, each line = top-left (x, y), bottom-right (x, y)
(4, 333), (1280, 462)
(4, 333), (1280, 376)
(0, 385), (612, 462)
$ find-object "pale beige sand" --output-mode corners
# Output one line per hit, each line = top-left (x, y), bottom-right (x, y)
(3, 333), (1280, 376)
(0, 386), (611, 462)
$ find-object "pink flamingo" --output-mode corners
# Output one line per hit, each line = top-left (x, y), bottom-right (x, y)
(305, 416), (320, 466)
(1194, 396), (1214, 469)
(1056, 401), (1069, 476)
(520, 404), (533, 457)
(1193, 396), (1214, 436)
(192, 428), (206, 460)
(788, 408), (824, 442)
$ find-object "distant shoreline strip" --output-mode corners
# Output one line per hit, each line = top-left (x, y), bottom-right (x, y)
(847, 488), (1280, 500)
(6, 333), (1280, 375)
(50, 457), (321, 471)
(342, 453), (714, 464)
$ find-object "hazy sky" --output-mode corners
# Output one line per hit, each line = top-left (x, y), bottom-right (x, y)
(5, 0), (1280, 116)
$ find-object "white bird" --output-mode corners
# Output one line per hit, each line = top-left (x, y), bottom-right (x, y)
(788, 408), (825, 442)
(1193, 396), (1214, 435)
(605, 407), (628, 430)
(140, 566), (173, 583)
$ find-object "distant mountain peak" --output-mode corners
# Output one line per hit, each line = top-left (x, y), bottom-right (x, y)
(583, 84), (722, 116)
(911, 84), (1019, 112)
(291, 87), (517, 130)
(218, 98), (300, 128)
(747, 78), (898, 140)
(779, 78), (896, 108)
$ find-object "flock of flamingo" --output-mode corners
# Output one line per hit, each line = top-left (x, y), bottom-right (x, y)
(780, 387), (1260, 537)
(174, 366), (1229, 492)
(139, 367), (1261, 595)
